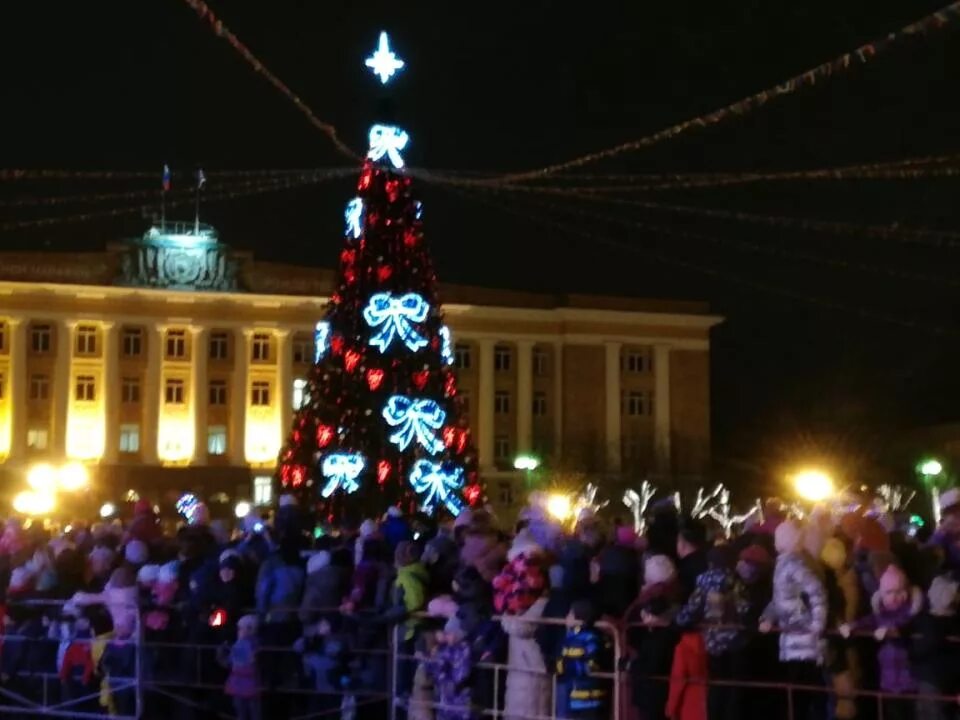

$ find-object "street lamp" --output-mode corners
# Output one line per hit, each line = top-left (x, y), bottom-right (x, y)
(513, 455), (540, 472)
(918, 458), (945, 525)
(546, 493), (572, 522)
(792, 469), (834, 503)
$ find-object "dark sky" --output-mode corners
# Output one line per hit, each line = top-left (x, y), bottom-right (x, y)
(3, 0), (960, 490)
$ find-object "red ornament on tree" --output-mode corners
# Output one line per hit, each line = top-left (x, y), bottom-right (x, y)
(403, 229), (418, 248)
(366, 368), (385, 391)
(412, 370), (430, 390)
(330, 335), (345, 356)
(442, 426), (456, 448)
(444, 373), (457, 397)
(376, 265), (393, 283)
(340, 249), (356, 266)
(316, 424), (335, 448)
(377, 460), (391, 485)
(344, 350), (361, 373)
(463, 484), (481, 505)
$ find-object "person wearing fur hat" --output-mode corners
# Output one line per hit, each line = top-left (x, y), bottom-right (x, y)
(760, 519), (829, 720)
(625, 554), (681, 720)
(912, 575), (960, 720)
(300, 550), (349, 628)
(841, 564), (924, 720)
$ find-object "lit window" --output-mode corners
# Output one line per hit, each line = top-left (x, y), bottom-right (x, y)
(209, 332), (229, 360)
(533, 392), (547, 417)
(119, 424), (140, 453)
(165, 329), (186, 359)
(31, 324), (51, 353)
(454, 344), (471, 370)
(253, 476), (272, 506)
(533, 348), (548, 376)
(27, 428), (48, 450)
(293, 378), (308, 410)
(29, 375), (49, 400)
(121, 377), (140, 404)
(209, 380), (227, 406)
(251, 381), (270, 407)
(75, 375), (95, 402)
(251, 333), (271, 362)
(494, 435), (510, 461)
(207, 426), (228, 455)
(623, 391), (648, 417)
(494, 391), (510, 415)
(164, 378), (185, 405)
(494, 345), (511, 372)
(75, 325), (97, 355)
(122, 327), (142, 356)
(292, 335), (312, 364)
(498, 479), (514, 505)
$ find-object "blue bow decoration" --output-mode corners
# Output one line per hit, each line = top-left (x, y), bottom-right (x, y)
(409, 460), (465, 516)
(320, 452), (365, 497)
(382, 396), (446, 454)
(314, 321), (330, 363)
(438, 325), (454, 366)
(363, 292), (430, 353)
(344, 197), (364, 240)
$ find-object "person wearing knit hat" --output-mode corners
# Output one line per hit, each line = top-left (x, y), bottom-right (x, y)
(913, 575), (960, 719)
(761, 517), (829, 719)
(841, 564), (923, 708)
(644, 554), (677, 588)
(424, 613), (473, 720)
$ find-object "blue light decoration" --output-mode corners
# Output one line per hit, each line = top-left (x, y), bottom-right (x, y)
(315, 321), (330, 362)
(344, 198), (364, 239)
(409, 460), (465, 515)
(363, 292), (430, 352)
(414, 201), (423, 220)
(176, 493), (200, 522)
(364, 31), (405, 85)
(439, 326), (454, 365)
(368, 124), (410, 169)
(320, 452), (365, 498)
(382, 396), (446, 454)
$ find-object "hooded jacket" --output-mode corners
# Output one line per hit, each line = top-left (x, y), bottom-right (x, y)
(761, 551), (828, 663)
(676, 567), (750, 656)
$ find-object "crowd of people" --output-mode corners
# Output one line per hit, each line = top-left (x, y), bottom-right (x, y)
(1, 487), (960, 720)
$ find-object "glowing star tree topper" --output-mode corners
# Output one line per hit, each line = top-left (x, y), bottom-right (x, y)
(368, 124), (410, 169)
(365, 31), (405, 84)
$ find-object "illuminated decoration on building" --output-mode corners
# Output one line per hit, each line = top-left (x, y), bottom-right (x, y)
(363, 292), (429, 352)
(320, 452), (365, 497)
(382, 396), (446, 454)
(409, 459), (465, 515)
(315, 321), (330, 362)
(345, 198), (364, 239)
(365, 31), (405, 84)
(117, 223), (240, 291)
(176, 493), (200, 521)
(367, 124), (410, 169)
(438, 326), (454, 365)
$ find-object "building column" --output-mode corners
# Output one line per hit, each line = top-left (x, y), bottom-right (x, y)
(52, 321), (74, 456)
(7, 318), (27, 463)
(230, 329), (251, 467)
(477, 338), (495, 473)
(654, 344), (672, 475)
(190, 326), (209, 465)
(102, 322), (120, 464)
(552, 341), (563, 461)
(604, 341), (622, 474)
(515, 340), (534, 456)
(276, 329), (292, 449)
(142, 324), (162, 464)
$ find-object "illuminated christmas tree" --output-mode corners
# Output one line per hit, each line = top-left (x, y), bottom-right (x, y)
(276, 32), (481, 521)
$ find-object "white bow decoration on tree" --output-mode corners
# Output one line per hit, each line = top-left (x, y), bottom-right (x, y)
(367, 124), (410, 169)
(363, 292), (431, 353)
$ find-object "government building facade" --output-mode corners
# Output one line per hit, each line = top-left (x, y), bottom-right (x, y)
(0, 224), (720, 516)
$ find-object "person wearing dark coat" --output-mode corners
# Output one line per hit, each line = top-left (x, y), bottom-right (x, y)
(676, 516), (709, 604)
(594, 532), (639, 618)
(300, 550), (350, 629)
(381, 507), (413, 553)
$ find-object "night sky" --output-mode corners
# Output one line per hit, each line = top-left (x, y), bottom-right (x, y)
(3, 0), (960, 493)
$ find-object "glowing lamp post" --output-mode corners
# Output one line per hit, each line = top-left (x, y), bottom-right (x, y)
(918, 458), (945, 525)
(546, 493), (573, 523)
(793, 469), (834, 503)
(513, 455), (540, 489)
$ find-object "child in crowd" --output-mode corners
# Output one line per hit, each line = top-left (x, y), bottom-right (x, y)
(219, 614), (261, 720)
(557, 599), (612, 720)
(426, 616), (473, 720)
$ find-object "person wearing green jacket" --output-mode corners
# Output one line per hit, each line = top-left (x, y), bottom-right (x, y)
(384, 540), (429, 710)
